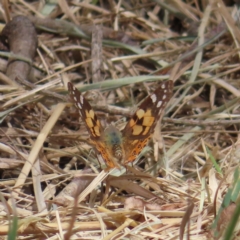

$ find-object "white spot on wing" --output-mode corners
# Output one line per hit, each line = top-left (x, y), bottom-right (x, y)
(150, 94), (157, 103)
(77, 102), (82, 109)
(157, 100), (162, 108)
(80, 95), (84, 104)
(73, 96), (77, 102)
(163, 95), (166, 100)
(161, 83), (166, 89)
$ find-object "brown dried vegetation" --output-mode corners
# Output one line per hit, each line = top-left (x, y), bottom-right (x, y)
(0, 0), (239, 239)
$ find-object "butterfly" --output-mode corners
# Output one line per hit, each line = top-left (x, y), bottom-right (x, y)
(68, 81), (173, 170)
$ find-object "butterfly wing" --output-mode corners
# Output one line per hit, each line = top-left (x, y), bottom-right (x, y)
(122, 80), (173, 164)
(68, 82), (117, 169)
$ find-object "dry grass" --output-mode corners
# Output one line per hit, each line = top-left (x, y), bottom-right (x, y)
(0, 0), (240, 239)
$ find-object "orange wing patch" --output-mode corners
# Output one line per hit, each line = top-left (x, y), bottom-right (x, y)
(125, 138), (150, 163)
(85, 109), (101, 137)
(94, 141), (120, 169)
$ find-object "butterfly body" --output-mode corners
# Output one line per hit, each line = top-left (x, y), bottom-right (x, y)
(101, 125), (123, 168)
(68, 81), (173, 169)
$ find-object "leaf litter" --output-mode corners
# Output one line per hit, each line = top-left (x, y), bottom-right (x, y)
(0, 1), (240, 239)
